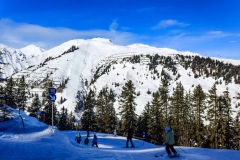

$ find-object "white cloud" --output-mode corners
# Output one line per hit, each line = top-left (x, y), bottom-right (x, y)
(109, 19), (119, 31)
(207, 31), (234, 38)
(0, 19), (141, 49)
(152, 19), (189, 29)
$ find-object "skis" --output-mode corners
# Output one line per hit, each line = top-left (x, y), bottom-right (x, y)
(155, 153), (183, 158)
(154, 154), (164, 157)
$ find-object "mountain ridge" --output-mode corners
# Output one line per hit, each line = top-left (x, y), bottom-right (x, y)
(1, 38), (240, 118)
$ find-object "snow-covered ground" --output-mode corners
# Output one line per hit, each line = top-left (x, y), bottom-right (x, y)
(0, 108), (239, 160)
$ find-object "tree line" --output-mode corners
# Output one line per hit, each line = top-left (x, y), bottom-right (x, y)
(79, 79), (240, 150)
(1, 75), (239, 150)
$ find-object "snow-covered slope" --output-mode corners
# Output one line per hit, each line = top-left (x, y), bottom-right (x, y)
(0, 108), (239, 160)
(0, 44), (27, 77)
(20, 44), (45, 59)
(2, 38), (240, 117)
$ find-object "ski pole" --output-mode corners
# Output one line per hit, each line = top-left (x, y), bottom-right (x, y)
(177, 146), (187, 154)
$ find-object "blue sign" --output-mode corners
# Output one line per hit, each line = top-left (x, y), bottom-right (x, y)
(48, 95), (56, 102)
(48, 88), (56, 95)
(142, 132), (146, 138)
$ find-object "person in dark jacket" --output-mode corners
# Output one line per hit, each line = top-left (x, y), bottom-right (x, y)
(126, 127), (135, 148)
(92, 134), (98, 147)
(84, 136), (89, 145)
(165, 126), (178, 157)
(75, 133), (81, 144)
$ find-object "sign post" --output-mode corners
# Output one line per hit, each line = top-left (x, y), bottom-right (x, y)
(48, 88), (56, 130)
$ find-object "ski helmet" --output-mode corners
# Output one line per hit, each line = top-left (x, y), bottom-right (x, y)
(165, 126), (171, 131)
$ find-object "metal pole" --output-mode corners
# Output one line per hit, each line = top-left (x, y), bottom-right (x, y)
(52, 102), (54, 130)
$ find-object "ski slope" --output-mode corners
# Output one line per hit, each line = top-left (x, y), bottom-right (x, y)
(0, 108), (239, 160)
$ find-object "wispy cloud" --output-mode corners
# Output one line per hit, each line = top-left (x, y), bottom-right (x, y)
(109, 19), (119, 31)
(0, 19), (142, 49)
(152, 19), (189, 29)
(207, 31), (232, 37)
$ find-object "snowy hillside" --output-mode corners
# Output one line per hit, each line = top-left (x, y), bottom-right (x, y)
(0, 108), (239, 160)
(1, 38), (240, 117)
(20, 44), (45, 59)
(0, 44), (27, 77)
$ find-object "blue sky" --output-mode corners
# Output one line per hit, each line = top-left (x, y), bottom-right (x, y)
(0, 0), (240, 59)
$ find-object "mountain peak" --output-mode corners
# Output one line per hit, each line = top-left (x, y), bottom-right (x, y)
(20, 44), (45, 58)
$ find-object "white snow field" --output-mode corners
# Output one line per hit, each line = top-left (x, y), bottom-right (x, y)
(0, 108), (239, 160)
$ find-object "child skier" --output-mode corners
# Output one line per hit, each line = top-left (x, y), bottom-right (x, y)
(92, 134), (98, 147)
(75, 133), (81, 144)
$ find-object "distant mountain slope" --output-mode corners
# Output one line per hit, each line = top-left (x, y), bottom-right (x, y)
(20, 44), (45, 59)
(0, 44), (27, 77)
(1, 38), (240, 117)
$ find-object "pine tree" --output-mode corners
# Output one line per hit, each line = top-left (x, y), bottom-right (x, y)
(159, 79), (169, 126)
(137, 102), (151, 141)
(67, 111), (76, 130)
(95, 87), (116, 133)
(118, 80), (137, 135)
(147, 90), (164, 144)
(28, 94), (41, 118)
(233, 110), (240, 150)
(5, 77), (16, 108)
(81, 88), (97, 132)
(219, 88), (234, 149)
(169, 82), (185, 145)
(182, 90), (195, 146)
(58, 106), (68, 130)
(16, 76), (27, 111)
(206, 83), (218, 148)
(192, 84), (206, 146)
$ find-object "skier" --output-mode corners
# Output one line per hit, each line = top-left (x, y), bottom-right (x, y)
(84, 136), (89, 145)
(92, 134), (98, 147)
(165, 126), (179, 157)
(75, 133), (81, 144)
(126, 127), (135, 148)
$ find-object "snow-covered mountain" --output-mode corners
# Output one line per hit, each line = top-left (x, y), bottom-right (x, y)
(20, 44), (45, 59)
(1, 38), (240, 118)
(0, 44), (27, 78)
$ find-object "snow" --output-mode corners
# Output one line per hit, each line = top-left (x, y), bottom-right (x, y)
(2, 37), (240, 117)
(20, 44), (45, 59)
(0, 108), (240, 160)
